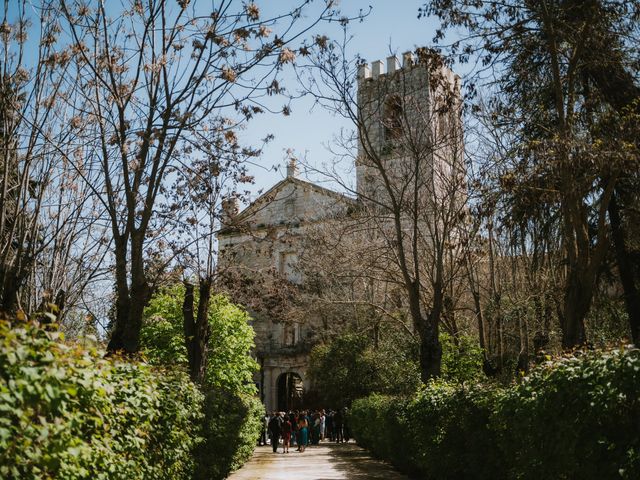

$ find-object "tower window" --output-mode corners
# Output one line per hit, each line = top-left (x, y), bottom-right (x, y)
(383, 94), (403, 142)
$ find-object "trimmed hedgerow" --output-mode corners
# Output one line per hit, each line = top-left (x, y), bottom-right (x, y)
(496, 348), (640, 480)
(407, 380), (503, 480)
(351, 347), (640, 480)
(0, 319), (204, 480)
(195, 388), (263, 480)
(347, 393), (394, 452)
(348, 394), (411, 471)
(351, 385), (502, 480)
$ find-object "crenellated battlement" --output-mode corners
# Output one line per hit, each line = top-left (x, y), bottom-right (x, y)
(357, 51), (414, 81)
(355, 46), (463, 203)
(357, 48), (460, 88)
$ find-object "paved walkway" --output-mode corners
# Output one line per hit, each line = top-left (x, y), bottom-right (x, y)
(227, 442), (410, 480)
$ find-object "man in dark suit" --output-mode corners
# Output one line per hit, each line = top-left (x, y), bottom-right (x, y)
(268, 412), (283, 453)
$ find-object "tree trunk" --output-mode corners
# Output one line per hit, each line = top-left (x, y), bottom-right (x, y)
(497, 306), (504, 371)
(516, 307), (530, 374)
(182, 279), (212, 384)
(443, 295), (459, 343)
(407, 280), (443, 382)
(182, 282), (196, 371)
(193, 279), (212, 383)
(107, 232), (149, 353)
(471, 288), (497, 376)
(373, 320), (380, 348)
(471, 290), (485, 347)
(1, 266), (19, 315)
(0, 246), (33, 316)
(106, 236), (130, 352)
(559, 177), (615, 349)
(532, 294), (551, 354)
(419, 318), (442, 383)
(609, 191), (640, 345)
(561, 267), (591, 348)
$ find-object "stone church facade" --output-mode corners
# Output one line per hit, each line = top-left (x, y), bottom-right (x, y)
(217, 49), (461, 412)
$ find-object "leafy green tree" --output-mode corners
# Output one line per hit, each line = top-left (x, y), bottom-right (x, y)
(440, 332), (484, 384)
(309, 327), (484, 407)
(309, 328), (421, 407)
(141, 284), (258, 395)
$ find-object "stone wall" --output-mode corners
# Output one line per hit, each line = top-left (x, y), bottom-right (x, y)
(218, 174), (355, 411)
(355, 49), (462, 209)
(217, 48), (464, 412)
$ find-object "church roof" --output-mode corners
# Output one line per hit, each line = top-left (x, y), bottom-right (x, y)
(218, 176), (357, 236)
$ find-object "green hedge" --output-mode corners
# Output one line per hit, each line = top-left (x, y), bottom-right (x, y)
(348, 394), (411, 470)
(496, 348), (640, 479)
(140, 285), (263, 479)
(0, 319), (204, 480)
(351, 348), (640, 480)
(196, 388), (263, 480)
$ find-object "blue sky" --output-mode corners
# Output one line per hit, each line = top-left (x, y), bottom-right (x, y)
(2, 0), (443, 200)
(240, 1), (443, 199)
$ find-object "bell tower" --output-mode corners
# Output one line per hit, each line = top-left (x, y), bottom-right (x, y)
(355, 48), (462, 206)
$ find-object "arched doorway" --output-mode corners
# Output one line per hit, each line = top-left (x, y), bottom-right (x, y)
(277, 372), (304, 412)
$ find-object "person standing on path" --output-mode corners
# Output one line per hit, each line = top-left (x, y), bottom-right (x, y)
(268, 412), (283, 453)
(312, 411), (321, 445)
(259, 411), (268, 446)
(334, 409), (344, 443)
(306, 411), (312, 446)
(281, 415), (292, 453)
(297, 413), (308, 452)
(342, 407), (351, 442)
(325, 410), (334, 441)
(320, 410), (326, 441)
(289, 411), (298, 448)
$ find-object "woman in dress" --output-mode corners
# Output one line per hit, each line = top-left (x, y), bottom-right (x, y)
(297, 412), (308, 452)
(281, 415), (292, 453)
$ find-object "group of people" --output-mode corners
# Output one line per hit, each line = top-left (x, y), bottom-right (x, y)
(260, 409), (351, 454)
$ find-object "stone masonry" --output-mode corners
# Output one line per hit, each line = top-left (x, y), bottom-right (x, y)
(217, 49), (462, 412)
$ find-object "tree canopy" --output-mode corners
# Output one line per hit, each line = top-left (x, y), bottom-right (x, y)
(141, 284), (258, 395)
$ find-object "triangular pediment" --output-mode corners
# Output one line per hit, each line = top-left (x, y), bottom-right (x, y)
(221, 177), (356, 234)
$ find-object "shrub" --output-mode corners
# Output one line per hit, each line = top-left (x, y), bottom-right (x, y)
(141, 285), (263, 479)
(350, 347), (640, 480)
(351, 384), (501, 480)
(407, 381), (504, 480)
(496, 348), (640, 480)
(310, 329), (484, 409)
(142, 286), (258, 394)
(195, 388), (263, 480)
(440, 332), (484, 384)
(0, 319), (203, 480)
(350, 394), (411, 471)
(309, 329), (420, 408)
